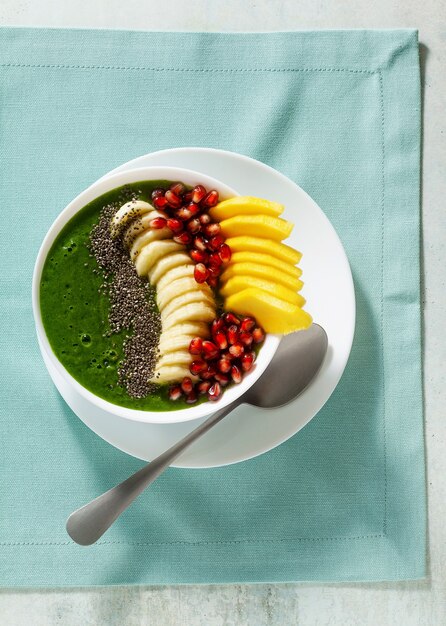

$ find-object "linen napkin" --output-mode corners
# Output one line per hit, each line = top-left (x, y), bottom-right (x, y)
(0, 28), (424, 585)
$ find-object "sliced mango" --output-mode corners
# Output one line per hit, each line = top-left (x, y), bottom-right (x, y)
(220, 263), (303, 291)
(225, 288), (312, 334)
(219, 275), (304, 307)
(230, 251), (302, 278)
(209, 196), (284, 222)
(220, 215), (293, 242)
(225, 236), (302, 265)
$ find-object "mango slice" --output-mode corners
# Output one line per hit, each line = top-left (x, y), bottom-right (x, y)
(220, 275), (304, 306)
(209, 196), (284, 222)
(225, 288), (312, 334)
(230, 251), (302, 278)
(225, 236), (302, 265)
(220, 262), (303, 291)
(220, 215), (293, 242)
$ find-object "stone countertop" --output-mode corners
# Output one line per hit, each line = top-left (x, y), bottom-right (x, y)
(1, 1), (444, 624)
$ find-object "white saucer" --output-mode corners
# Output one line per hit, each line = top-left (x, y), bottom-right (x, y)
(62, 148), (355, 468)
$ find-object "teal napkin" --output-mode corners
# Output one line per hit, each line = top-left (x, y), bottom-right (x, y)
(0, 28), (424, 585)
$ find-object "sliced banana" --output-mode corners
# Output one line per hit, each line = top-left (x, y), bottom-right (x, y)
(157, 333), (199, 355)
(123, 210), (168, 249)
(155, 350), (193, 369)
(130, 226), (171, 261)
(110, 200), (153, 238)
(149, 253), (193, 285)
(156, 264), (195, 294)
(158, 323), (210, 342)
(157, 276), (212, 311)
(161, 290), (215, 322)
(134, 240), (185, 277)
(163, 302), (216, 331)
(150, 365), (198, 385)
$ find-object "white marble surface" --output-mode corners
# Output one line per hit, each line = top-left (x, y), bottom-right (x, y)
(1, 1), (445, 624)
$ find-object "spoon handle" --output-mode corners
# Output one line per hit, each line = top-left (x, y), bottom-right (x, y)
(66, 400), (239, 546)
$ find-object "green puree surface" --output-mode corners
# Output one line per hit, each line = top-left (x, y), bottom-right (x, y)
(40, 181), (198, 411)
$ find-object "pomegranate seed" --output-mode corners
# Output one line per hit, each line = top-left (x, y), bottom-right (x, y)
(218, 243), (232, 263)
(199, 213), (211, 225)
(227, 325), (239, 345)
(190, 249), (208, 263)
(201, 364), (217, 380)
(207, 276), (219, 288)
(217, 357), (231, 373)
(165, 190), (182, 208)
(212, 318), (225, 334)
(231, 364), (243, 384)
(215, 372), (230, 386)
(194, 235), (207, 251)
(153, 195), (168, 209)
(214, 331), (228, 350)
(209, 252), (223, 268)
(241, 317), (256, 332)
(202, 340), (219, 360)
(207, 265), (221, 277)
(241, 351), (256, 372)
(203, 222), (221, 238)
(183, 191), (193, 203)
(252, 327), (266, 344)
(194, 263), (209, 283)
(197, 380), (211, 395)
(224, 312), (240, 326)
(168, 385), (182, 401)
(181, 377), (194, 394)
(169, 182), (185, 196)
(190, 359), (207, 375)
(208, 382), (222, 401)
(173, 232), (192, 245)
(151, 188), (164, 199)
(186, 202), (200, 216)
(189, 337), (203, 355)
(202, 190), (219, 207)
(149, 217), (167, 229)
(192, 184), (206, 203)
(166, 218), (183, 233)
(187, 218), (201, 234)
(239, 331), (253, 346)
(176, 206), (193, 221)
(185, 389), (198, 404)
(229, 343), (244, 358)
(208, 234), (225, 251)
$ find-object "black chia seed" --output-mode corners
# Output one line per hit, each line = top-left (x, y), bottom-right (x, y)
(88, 196), (161, 398)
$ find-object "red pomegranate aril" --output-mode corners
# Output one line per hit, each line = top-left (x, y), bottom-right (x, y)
(199, 213), (211, 226)
(203, 222), (221, 238)
(241, 351), (256, 372)
(212, 318), (225, 334)
(202, 190), (219, 207)
(194, 235), (207, 251)
(187, 217), (201, 234)
(208, 234), (225, 251)
(153, 195), (168, 209)
(214, 331), (228, 350)
(194, 263), (209, 283)
(252, 327), (266, 344)
(183, 191), (193, 203)
(173, 232), (192, 245)
(192, 184), (207, 203)
(190, 359), (207, 375)
(186, 202), (200, 217)
(197, 380), (211, 395)
(227, 325), (239, 345)
(189, 337), (203, 355)
(151, 188), (164, 199)
(185, 390), (198, 404)
(166, 218), (183, 234)
(207, 275), (219, 288)
(215, 372), (230, 386)
(208, 382), (222, 401)
(201, 364), (217, 380)
(202, 340), (219, 360)
(165, 190), (182, 208)
(224, 312), (240, 326)
(190, 249), (208, 263)
(168, 385), (182, 401)
(239, 331), (253, 346)
(209, 252), (223, 268)
(229, 343), (244, 358)
(181, 377), (194, 395)
(241, 316), (256, 332)
(207, 265), (221, 277)
(217, 357), (231, 373)
(169, 182), (185, 196)
(149, 217), (167, 229)
(176, 206), (193, 221)
(218, 243), (232, 263)
(231, 364), (242, 384)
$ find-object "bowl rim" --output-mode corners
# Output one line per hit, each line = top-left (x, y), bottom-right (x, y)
(32, 165), (280, 425)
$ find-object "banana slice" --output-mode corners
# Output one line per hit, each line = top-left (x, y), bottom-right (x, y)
(110, 200), (153, 238)
(130, 226), (172, 261)
(163, 302), (216, 331)
(157, 276), (212, 311)
(156, 264), (195, 294)
(155, 350), (193, 369)
(161, 290), (215, 322)
(134, 240), (185, 277)
(123, 210), (169, 249)
(159, 323), (210, 342)
(150, 365), (198, 385)
(158, 333), (200, 355)
(149, 253), (193, 285)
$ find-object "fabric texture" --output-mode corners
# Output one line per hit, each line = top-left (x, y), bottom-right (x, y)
(0, 28), (424, 585)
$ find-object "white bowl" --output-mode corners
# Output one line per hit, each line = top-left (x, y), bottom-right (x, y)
(32, 166), (280, 425)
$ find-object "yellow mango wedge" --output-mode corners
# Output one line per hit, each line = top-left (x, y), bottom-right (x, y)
(220, 262), (303, 291)
(209, 196), (284, 222)
(220, 275), (304, 307)
(230, 251), (302, 278)
(225, 236), (302, 265)
(225, 288), (312, 334)
(220, 215), (293, 242)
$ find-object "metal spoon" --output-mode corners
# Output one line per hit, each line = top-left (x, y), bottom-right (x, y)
(66, 323), (327, 546)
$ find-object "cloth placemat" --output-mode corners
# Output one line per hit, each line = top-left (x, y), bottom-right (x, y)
(0, 28), (424, 586)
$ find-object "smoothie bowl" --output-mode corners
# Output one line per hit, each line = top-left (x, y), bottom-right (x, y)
(32, 166), (311, 424)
